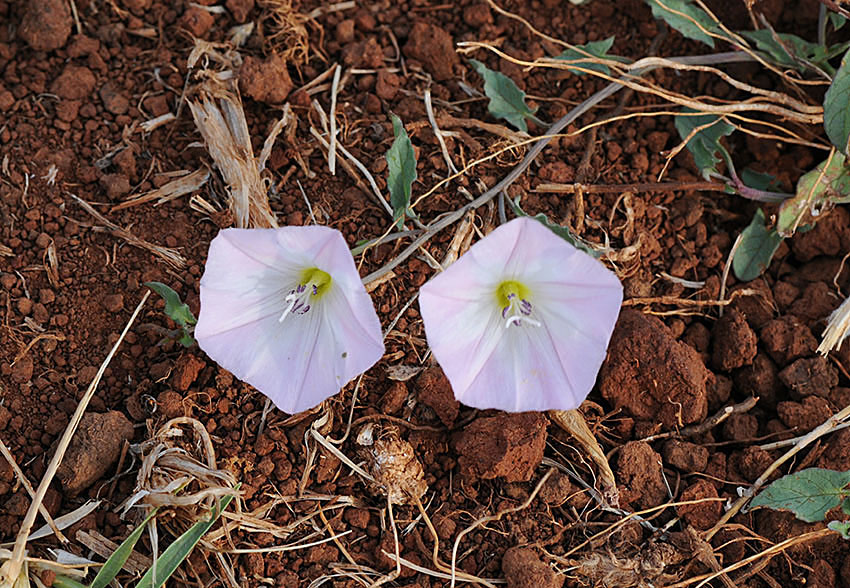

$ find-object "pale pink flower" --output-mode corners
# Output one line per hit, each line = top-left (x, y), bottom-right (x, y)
(195, 226), (384, 414)
(419, 217), (622, 412)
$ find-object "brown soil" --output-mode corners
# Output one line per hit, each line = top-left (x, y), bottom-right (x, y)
(2, 0), (850, 586)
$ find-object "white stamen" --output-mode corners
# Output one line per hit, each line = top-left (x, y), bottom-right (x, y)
(502, 293), (541, 329)
(278, 292), (299, 323)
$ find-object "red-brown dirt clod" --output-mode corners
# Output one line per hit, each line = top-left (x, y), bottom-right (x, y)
(711, 308), (757, 371)
(677, 479), (722, 530)
(778, 357), (839, 400)
(18, 0), (72, 52)
(414, 366), (459, 427)
(239, 54), (294, 105)
(453, 413), (547, 482)
(662, 440), (709, 473)
(599, 309), (711, 428)
(759, 316), (817, 366)
(171, 354), (206, 392)
(501, 547), (563, 588)
(55, 411), (134, 497)
(616, 441), (667, 510)
(776, 395), (833, 433)
(403, 22), (458, 82)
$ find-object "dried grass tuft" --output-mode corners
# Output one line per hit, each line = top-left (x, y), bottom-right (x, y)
(357, 424), (428, 506)
(119, 417), (238, 530)
(258, 0), (310, 65)
(567, 542), (685, 588)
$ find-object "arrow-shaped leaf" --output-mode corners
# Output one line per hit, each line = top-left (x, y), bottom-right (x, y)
(750, 468), (850, 523)
(385, 114), (417, 228)
(469, 59), (538, 132)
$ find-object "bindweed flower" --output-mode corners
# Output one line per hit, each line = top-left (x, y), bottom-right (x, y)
(419, 217), (622, 412)
(195, 226), (384, 414)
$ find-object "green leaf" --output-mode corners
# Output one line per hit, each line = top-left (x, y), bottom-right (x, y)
(740, 169), (779, 192)
(829, 520), (850, 538)
(509, 197), (602, 258)
(843, 496), (850, 515)
(385, 114), (418, 228)
(750, 468), (850, 522)
(674, 109), (735, 179)
(89, 508), (159, 588)
(145, 282), (197, 328)
(733, 209), (784, 282)
(52, 577), (89, 588)
(555, 37), (629, 76)
(778, 151), (850, 236)
(740, 30), (847, 75)
(646, 0), (720, 47)
(136, 491), (236, 588)
(825, 47), (850, 154)
(469, 59), (538, 132)
(830, 12), (847, 32)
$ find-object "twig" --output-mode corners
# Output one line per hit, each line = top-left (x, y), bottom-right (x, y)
(1, 292), (149, 587)
(758, 420), (850, 450)
(328, 64), (342, 175)
(535, 180), (725, 194)
(424, 90), (459, 176)
(641, 396), (759, 443)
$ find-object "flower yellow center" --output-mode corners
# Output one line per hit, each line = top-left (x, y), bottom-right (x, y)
(496, 280), (540, 329)
(301, 267), (332, 298)
(496, 280), (531, 308)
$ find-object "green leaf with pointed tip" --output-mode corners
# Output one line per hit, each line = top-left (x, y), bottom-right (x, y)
(646, 0), (720, 47)
(750, 468), (850, 523)
(509, 197), (601, 258)
(830, 12), (847, 32)
(469, 59), (537, 132)
(829, 520), (850, 538)
(674, 109), (735, 179)
(89, 508), (159, 588)
(145, 282), (196, 328)
(386, 114), (418, 228)
(555, 37), (629, 76)
(778, 151), (850, 236)
(825, 48), (850, 154)
(136, 491), (236, 588)
(733, 209), (784, 282)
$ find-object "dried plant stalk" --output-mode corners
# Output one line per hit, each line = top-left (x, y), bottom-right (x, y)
(549, 409), (619, 507)
(70, 194), (186, 268)
(188, 92), (278, 229)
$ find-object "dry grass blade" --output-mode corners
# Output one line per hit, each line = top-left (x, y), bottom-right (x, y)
(112, 168), (210, 212)
(69, 194), (187, 269)
(549, 409), (619, 508)
(75, 529), (152, 575)
(0, 291), (149, 588)
(188, 88), (277, 229)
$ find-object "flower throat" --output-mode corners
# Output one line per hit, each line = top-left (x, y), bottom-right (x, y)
(279, 268), (332, 322)
(496, 280), (540, 328)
